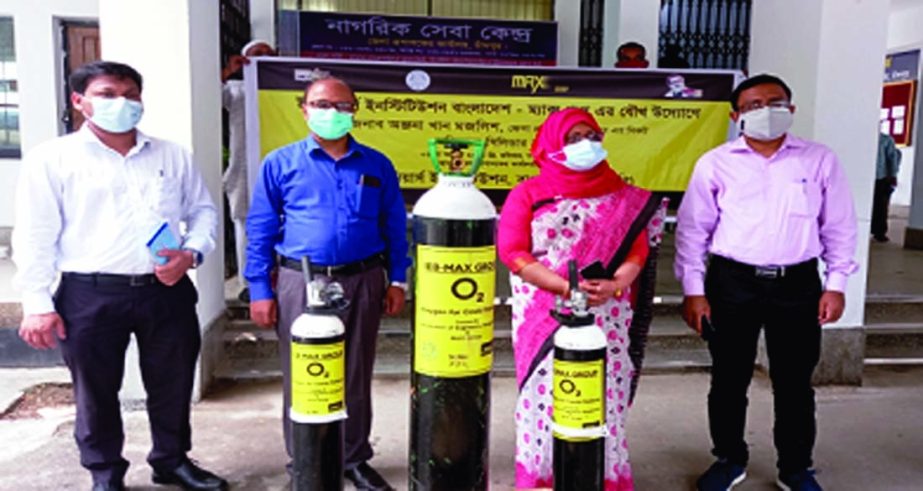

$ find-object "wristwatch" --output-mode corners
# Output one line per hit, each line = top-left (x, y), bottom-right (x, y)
(182, 248), (203, 268)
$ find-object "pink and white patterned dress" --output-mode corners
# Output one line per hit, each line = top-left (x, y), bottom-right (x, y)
(510, 187), (666, 491)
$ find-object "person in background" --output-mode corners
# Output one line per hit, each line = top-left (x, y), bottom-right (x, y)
(676, 74), (858, 491)
(13, 61), (225, 491)
(246, 76), (408, 491)
(614, 41), (650, 68)
(220, 39), (276, 302)
(871, 131), (902, 242)
(659, 42), (691, 69)
(498, 107), (667, 490)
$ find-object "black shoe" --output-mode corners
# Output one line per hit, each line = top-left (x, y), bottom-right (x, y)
(152, 458), (229, 490)
(237, 287), (250, 303)
(91, 482), (125, 491)
(344, 462), (394, 491)
(873, 234), (890, 242)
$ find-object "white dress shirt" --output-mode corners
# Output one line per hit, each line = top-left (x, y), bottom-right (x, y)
(12, 125), (217, 315)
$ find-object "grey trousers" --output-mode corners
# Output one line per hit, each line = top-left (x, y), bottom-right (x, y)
(276, 265), (386, 468)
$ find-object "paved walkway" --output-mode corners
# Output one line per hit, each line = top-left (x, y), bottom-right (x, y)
(1, 366), (922, 490)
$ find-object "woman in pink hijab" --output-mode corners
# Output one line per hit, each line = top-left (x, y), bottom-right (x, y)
(498, 108), (667, 490)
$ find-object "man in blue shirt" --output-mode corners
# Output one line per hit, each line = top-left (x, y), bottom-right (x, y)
(246, 76), (408, 491)
(872, 131), (902, 242)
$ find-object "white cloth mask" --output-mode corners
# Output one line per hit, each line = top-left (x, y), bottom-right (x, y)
(556, 139), (608, 172)
(739, 106), (793, 141)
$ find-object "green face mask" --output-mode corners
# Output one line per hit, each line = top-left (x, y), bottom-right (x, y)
(307, 107), (354, 140)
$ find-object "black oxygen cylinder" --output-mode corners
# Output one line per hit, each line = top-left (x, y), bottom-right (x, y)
(409, 172), (497, 491)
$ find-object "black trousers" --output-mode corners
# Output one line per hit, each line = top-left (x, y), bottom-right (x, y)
(871, 178), (894, 238)
(55, 275), (201, 485)
(276, 265), (386, 468)
(704, 257), (822, 475)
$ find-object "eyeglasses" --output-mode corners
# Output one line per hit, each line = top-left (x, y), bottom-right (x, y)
(306, 99), (357, 114)
(565, 131), (603, 145)
(738, 100), (791, 114)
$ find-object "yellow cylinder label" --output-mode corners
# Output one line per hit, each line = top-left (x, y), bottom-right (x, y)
(291, 340), (345, 419)
(552, 358), (605, 442)
(414, 245), (496, 377)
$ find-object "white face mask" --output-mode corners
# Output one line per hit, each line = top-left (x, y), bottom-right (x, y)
(555, 139), (608, 172)
(88, 96), (144, 133)
(739, 106), (793, 141)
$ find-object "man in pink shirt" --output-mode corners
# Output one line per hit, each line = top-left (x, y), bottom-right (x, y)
(675, 74), (858, 491)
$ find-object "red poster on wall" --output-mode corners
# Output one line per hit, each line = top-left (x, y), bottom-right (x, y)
(881, 80), (916, 146)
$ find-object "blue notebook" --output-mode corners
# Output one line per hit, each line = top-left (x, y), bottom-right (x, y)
(146, 222), (180, 265)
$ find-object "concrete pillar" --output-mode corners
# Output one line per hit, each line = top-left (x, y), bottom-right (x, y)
(555, 0), (581, 66)
(907, 105), (923, 248)
(750, 0), (891, 384)
(99, 0), (225, 401)
(904, 41), (923, 248)
(887, 4), (923, 211)
(601, 0), (662, 68)
(250, 0), (277, 46)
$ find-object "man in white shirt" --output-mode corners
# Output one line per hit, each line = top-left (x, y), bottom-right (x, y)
(220, 40), (275, 302)
(13, 61), (226, 491)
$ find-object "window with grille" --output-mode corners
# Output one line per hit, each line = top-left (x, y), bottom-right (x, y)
(658, 0), (751, 71)
(578, 0), (604, 67)
(0, 17), (19, 158)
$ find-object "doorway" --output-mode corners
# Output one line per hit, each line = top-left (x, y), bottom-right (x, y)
(60, 21), (100, 133)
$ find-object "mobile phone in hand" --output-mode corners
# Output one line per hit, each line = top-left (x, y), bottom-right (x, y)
(700, 316), (716, 341)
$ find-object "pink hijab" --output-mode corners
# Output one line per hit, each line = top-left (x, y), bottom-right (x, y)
(528, 107), (625, 201)
(499, 108), (627, 272)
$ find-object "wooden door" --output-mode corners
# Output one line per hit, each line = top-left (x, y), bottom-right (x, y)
(61, 22), (100, 133)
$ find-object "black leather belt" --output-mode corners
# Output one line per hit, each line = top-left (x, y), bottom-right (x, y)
(62, 272), (160, 287)
(280, 254), (383, 277)
(711, 255), (817, 280)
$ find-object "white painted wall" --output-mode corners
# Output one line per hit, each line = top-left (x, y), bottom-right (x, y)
(751, 0), (890, 329)
(555, 0), (581, 66)
(887, 3), (923, 206)
(100, 0), (224, 400)
(250, 0), (277, 46)
(0, 0), (98, 228)
(601, 0), (661, 68)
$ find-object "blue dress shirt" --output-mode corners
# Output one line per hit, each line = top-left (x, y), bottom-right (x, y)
(245, 135), (409, 301)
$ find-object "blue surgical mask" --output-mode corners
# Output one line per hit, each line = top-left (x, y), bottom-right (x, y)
(88, 96), (144, 133)
(555, 139), (608, 171)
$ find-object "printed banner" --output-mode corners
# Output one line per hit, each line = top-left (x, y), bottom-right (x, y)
(278, 11), (557, 66)
(246, 58), (739, 201)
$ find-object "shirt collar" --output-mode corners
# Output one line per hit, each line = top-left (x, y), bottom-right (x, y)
(728, 133), (806, 154)
(77, 123), (152, 155)
(304, 133), (363, 159)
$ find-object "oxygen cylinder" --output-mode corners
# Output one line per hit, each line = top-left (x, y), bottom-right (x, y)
(409, 140), (497, 491)
(290, 257), (348, 491)
(551, 261), (607, 491)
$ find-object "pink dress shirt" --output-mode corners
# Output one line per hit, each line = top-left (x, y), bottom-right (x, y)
(675, 134), (858, 296)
